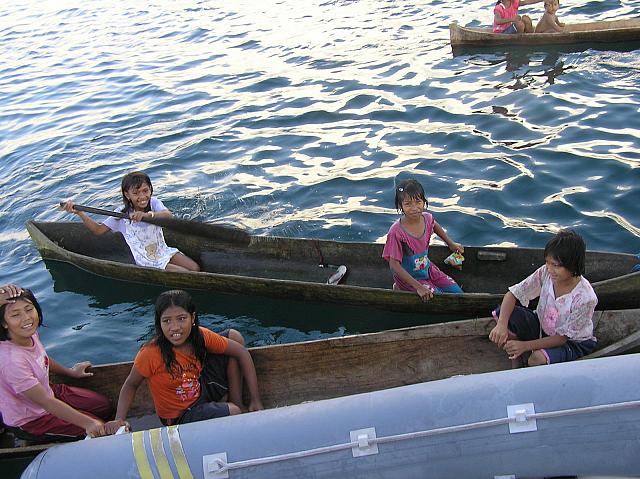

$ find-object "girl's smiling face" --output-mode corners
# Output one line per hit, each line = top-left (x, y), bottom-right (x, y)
(2, 298), (39, 346)
(124, 182), (152, 211)
(159, 305), (194, 349)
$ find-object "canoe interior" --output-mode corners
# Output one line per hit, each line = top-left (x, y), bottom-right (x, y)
(27, 221), (639, 295)
(2, 308), (640, 460)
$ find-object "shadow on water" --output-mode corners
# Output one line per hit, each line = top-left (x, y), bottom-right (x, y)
(457, 47), (578, 89)
(451, 40), (640, 58)
(451, 39), (640, 93)
(42, 260), (463, 337)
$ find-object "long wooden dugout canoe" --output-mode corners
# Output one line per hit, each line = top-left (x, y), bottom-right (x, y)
(3, 308), (640, 461)
(26, 220), (640, 316)
(450, 18), (640, 48)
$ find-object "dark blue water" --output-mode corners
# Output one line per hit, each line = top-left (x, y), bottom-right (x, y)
(1, 0), (639, 365)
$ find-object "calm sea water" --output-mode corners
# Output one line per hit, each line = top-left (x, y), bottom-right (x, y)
(1, 0), (639, 366)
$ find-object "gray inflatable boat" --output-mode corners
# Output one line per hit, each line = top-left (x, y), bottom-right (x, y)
(22, 354), (640, 478)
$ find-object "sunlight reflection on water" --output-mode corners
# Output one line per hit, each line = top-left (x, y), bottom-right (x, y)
(0, 0), (638, 364)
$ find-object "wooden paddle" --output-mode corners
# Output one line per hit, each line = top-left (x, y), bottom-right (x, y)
(61, 203), (251, 246)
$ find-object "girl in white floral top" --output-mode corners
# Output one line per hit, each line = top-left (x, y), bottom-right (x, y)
(489, 230), (597, 367)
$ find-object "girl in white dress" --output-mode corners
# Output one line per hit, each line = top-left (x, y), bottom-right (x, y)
(63, 171), (200, 271)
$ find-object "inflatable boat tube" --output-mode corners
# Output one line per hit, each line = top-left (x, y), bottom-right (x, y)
(22, 354), (640, 478)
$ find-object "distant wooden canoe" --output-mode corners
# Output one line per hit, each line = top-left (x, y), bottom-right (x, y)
(26, 220), (640, 316)
(450, 19), (640, 48)
(3, 308), (640, 462)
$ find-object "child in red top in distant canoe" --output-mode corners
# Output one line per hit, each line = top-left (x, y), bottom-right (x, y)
(493, 0), (545, 33)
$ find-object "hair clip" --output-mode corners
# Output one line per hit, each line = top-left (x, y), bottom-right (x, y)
(397, 187), (404, 192)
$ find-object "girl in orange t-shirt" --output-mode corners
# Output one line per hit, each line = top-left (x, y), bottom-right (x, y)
(106, 290), (263, 431)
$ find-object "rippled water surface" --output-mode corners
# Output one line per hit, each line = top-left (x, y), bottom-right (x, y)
(1, 0), (639, 364)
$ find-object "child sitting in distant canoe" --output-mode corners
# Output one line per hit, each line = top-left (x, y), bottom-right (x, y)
(382, 179), (464, 302)
(489, 230), (598, 368)
(535, 0), (565, 33)
(493, 0), (545, 33)
(105, 290), (263, 433)
(0, 286), (113, 441)
(62, 171), (200, 272)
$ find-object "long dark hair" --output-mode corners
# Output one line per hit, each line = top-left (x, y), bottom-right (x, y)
(0, 289), (43, 341)
(151, 290), (206, 377)
(544, 229), (586, 277)
(394, 178), (429, 213)
(120, 171), (153, 214)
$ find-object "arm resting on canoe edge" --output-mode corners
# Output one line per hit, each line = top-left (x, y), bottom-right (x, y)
(224, 339), (264, 412)
(49, 358), (95, 379)
(61, 201), (111, 235)
(388, 258), (434, 302)
(21, 383), (107, 437)
(104, 366), (144, 434)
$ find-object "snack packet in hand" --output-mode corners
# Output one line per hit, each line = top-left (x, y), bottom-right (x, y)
(444, 252), (464, 270)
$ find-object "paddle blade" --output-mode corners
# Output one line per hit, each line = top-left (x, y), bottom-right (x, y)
(148, 216), (252, 246)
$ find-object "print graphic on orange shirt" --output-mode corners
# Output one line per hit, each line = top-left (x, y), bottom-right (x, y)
(173, 363), (200, 403)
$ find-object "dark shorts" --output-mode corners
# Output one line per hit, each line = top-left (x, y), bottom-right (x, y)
(502, 23), (518, 34)
(177, 394), (230, 425)
(161, 330), (231, 426)
(494, 306), (597, 364)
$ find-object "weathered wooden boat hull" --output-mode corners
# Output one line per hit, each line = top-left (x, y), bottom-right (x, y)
(450, 18), (640, 48)
(26, 221), (640, 315)
(4, 308), (640, 462)
(21, 354), (640, 478)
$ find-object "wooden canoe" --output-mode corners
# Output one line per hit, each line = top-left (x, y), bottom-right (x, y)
(450, 19), (640, 48)
(3, 308), (640, 462)
(26, 220), (640, 316)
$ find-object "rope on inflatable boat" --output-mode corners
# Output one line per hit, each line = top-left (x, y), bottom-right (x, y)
(211, 399), (640, 474)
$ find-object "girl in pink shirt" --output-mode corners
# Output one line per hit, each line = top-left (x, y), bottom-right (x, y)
(489, 230), (598, 367)
(0, 287), (112, 441)
(382, 179), (464, 302)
